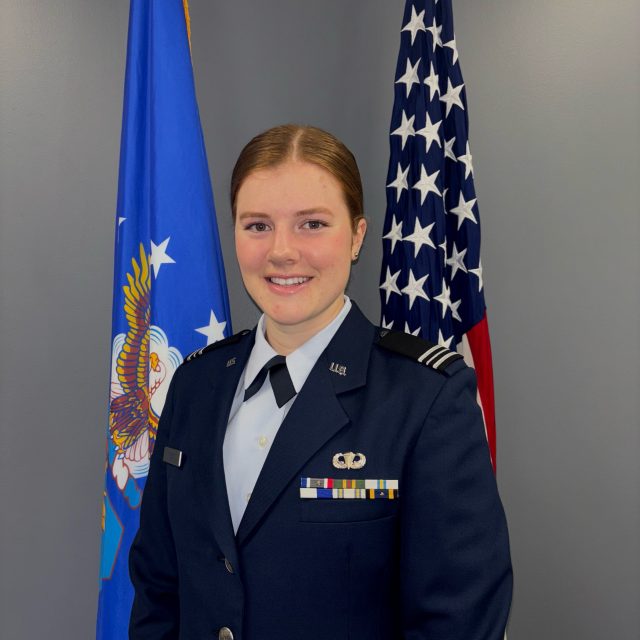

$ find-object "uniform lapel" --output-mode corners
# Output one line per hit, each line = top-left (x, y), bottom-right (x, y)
(188, 331), (255, 569)
(236, 304), (376, 547)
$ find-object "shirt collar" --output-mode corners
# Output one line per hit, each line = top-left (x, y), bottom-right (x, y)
(243, 296), (352, 394)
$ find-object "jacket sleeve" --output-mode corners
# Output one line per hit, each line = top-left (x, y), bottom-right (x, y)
(400, 364), (512, 640)
(129, 369), (180, 639)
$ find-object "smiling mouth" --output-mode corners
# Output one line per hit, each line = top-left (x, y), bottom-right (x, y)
(267, 276), (311, 287)
(267, 276), (311, 286)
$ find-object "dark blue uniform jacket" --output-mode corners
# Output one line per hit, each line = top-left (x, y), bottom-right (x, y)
(129, 303), (512, 639)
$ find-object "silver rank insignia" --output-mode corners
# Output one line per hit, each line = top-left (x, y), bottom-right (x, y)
(332, 451), (366, 470)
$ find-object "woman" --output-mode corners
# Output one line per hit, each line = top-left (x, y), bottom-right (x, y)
(129, 124), (512, 640)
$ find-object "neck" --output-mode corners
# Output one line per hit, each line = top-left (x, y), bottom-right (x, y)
(264, 299), (345, 356)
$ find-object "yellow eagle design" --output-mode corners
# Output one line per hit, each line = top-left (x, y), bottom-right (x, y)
(109, 243), (159, 457)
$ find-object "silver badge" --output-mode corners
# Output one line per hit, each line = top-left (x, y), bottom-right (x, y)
(332, 451), (366, 470)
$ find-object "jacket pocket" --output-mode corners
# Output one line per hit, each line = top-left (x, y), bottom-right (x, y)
(300, 498), (398, 523)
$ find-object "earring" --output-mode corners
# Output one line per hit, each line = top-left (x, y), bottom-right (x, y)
(352, 251), (360, 262)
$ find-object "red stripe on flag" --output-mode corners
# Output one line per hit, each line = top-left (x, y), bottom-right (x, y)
(466, 312), (497, 472)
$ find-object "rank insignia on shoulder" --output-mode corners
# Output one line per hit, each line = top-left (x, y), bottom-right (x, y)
(184, 330), (251, 363)
(377, 329), (463, 374)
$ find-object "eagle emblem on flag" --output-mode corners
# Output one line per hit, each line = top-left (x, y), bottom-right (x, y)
(108, 243), (181, 500)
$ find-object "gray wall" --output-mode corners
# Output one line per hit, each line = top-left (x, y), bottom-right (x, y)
(1, 1), (638, 638)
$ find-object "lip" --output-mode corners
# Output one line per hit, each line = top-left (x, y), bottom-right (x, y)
(264, 275), (312, 294)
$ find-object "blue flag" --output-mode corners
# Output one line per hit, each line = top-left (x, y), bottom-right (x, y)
(96, 1), (232, 636)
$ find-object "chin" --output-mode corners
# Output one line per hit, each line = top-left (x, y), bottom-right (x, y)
(253, 292), (310, 322)
(247, 280), (346, 332)
(264, 309), (312, 329)
(265, 300), (346, 334)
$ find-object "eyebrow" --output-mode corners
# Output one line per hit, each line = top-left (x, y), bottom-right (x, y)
(237, 207), (334, 221)
(295, 207), (334, 217)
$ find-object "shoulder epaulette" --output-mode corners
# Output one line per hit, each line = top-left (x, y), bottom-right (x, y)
(376, 329), (464, 374)
(184, 329), (251, 363)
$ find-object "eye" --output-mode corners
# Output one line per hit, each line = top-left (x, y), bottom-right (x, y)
(301, 219), (328, 230)
(245, 221), (270, 232)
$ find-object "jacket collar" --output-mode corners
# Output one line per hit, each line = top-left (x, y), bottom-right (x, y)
(244, 296), (353, 394)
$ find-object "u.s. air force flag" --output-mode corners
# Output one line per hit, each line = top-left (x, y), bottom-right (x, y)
(380, 0), (497, 468)
(96, 1), (231, 636)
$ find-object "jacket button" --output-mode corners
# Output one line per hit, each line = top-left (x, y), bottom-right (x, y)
(223, 558), (234, 574)
(218, 627), (234, 640)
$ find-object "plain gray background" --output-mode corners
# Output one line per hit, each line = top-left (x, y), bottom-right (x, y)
(1, 0), (638, 638)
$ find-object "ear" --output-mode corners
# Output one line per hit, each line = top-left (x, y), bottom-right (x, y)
(351, 217), (367, 257)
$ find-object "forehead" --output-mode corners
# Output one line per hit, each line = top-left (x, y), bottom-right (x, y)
(236, 160), (347, 214)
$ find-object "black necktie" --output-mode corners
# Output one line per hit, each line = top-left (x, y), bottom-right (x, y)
(243, 355), (296, 408)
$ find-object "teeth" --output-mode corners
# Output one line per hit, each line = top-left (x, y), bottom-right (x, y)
(269, 276), (309, 286)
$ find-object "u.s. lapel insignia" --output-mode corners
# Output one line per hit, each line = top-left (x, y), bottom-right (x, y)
(226, 357), (236, 367)
(332, 451), (366, 470)
(329, 362), (347, 376)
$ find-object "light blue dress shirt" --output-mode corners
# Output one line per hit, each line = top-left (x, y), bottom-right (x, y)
(223, 297), (352, 533)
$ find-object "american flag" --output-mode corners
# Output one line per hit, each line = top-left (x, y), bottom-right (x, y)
(379, 0), (497, 469)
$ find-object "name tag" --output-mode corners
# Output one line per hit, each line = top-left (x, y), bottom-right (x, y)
(300, 477), (398, 499)
(163, 446), (183, 468)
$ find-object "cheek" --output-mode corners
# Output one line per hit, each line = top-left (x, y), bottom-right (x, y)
(308, 237), (353, 270)
(235, 237), (261, 273)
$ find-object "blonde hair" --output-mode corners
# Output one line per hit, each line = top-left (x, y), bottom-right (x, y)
(230, 124), (364, 229)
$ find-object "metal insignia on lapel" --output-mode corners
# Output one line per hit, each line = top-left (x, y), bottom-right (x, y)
(332, 451), (366, 470)
(329, 362), (347, 376)
(226, 357), (236, 367)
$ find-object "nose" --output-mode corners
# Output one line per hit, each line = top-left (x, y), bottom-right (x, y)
(268, 226), (299, 264)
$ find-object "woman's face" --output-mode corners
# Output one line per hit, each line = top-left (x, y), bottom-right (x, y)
(235, 159), (366, 340)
